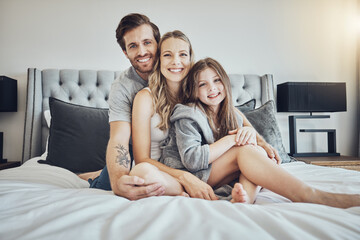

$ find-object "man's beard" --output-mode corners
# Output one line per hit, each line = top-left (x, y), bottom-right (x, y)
(129, 54), (155, 76)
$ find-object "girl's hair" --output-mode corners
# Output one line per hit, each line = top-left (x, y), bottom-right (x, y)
(149, 30), (195, 131)
(184, 57), (239, 140)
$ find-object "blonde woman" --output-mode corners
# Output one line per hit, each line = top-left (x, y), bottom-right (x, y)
(130, 30), (203, 197)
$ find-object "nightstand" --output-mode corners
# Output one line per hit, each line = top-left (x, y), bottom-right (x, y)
(0, 161), (21, 170)
(296, 156), (360, 171)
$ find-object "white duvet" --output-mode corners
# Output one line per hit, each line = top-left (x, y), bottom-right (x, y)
(0, 158), (359, 240)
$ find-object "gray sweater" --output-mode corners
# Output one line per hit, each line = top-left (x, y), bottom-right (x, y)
(159, 104), (243, 183)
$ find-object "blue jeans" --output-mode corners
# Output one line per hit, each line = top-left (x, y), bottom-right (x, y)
(89, 165), (112, 190)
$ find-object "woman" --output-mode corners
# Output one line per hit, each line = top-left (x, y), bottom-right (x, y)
(161, 57), (360, 207)
(129, 30), (195, 196)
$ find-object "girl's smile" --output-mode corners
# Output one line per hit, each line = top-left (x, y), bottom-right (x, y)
(197, 68), (225, 113)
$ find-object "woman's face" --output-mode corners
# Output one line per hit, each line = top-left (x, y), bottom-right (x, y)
(160, 38), (191, 83)
(197, 67), (225, 113)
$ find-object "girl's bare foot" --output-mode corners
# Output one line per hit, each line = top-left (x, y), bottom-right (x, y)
(231, 183), (250, 203)
(78, 170), (102, 181)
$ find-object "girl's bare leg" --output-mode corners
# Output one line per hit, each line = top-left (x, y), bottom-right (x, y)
(78, 170), (102, 181)
(130, 162), (186, 196)
(208, 145), (360, 208)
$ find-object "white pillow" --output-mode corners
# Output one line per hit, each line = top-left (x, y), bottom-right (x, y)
(44, 109), (51, 128)
(42, 110), (51, 158)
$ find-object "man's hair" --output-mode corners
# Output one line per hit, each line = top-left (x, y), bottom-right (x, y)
(116, 13), (160, 51)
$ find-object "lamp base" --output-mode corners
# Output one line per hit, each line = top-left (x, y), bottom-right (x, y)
(0, 158), (7, 163)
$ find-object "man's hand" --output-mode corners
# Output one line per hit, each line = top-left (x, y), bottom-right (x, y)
(116, 175), (165, 200)
(178, 172), (218, 200)
(258, 142), (282, 164)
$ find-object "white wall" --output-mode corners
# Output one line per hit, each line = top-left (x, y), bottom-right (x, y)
(0, 0), (359, 163)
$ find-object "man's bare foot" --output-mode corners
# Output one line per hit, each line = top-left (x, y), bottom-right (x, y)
(231, 183), (250, 203)
(78, 170), (102, 181)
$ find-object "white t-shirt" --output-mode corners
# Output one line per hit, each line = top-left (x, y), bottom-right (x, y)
(144, 87), (169, 160)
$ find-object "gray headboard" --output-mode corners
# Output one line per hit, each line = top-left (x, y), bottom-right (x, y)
(22, 68), (274, 163)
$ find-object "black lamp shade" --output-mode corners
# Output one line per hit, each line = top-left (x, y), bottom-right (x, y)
(0, 76), (18, 112)
(277, 82), (346, 113)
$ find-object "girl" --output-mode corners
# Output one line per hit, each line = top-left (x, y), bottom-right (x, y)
(161, 57), (360, 207)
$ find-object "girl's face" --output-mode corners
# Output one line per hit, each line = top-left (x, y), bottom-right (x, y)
(197, 67), (225, 113)
(160, 38), (191, 83)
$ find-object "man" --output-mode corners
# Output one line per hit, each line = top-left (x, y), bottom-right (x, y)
(89, 13), (281, 200)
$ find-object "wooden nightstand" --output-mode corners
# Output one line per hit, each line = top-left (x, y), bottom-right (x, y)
(0, 161), (21, 170)
(296, 156), (360, 171)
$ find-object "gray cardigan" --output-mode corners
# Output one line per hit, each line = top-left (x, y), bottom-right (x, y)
(159, 104), (243, 183)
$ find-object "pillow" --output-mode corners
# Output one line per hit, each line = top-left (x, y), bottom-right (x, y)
(44, 109), (51, 128)
(235, 99), (256, 113)
(244, 100), (293, 163)
(38, 97), (109, 173)
(41, 110), (51, 159)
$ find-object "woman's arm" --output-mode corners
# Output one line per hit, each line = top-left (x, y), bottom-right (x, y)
(131, 89), (154, 165)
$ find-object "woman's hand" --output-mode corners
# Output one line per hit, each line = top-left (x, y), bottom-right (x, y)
(228, 126), (257, 146)
(178, 172), (218, 200)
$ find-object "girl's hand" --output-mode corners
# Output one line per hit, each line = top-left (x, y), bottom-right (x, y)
(228, 127), (257, 146)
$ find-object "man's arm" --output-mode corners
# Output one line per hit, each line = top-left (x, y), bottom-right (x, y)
(106, 121), (165, 199)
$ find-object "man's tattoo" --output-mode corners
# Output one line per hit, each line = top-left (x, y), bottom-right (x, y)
(115, 144), (130, 168)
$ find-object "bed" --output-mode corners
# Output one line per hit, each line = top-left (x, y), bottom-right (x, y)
(0, 68), (359, 240)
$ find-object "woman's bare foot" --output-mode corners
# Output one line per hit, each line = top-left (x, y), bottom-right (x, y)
(231, 183), (250, 203)
(78, 170), (102, 181)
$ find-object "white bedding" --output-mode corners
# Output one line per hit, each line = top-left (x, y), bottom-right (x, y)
(0, 158), (359, 240)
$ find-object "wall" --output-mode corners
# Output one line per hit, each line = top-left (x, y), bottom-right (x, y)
(0, 0), (359, 163)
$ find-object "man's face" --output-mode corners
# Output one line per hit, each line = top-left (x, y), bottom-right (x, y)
(123, 24), (158, 80)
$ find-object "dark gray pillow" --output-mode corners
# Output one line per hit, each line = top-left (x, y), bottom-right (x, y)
(244, 100), (293, 163)
(38, 97), (109, 173)
(235, 99), (256, 113)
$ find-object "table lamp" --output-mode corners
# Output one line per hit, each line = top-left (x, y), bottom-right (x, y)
(0, 76), (18, 163)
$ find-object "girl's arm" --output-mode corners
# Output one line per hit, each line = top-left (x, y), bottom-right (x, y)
(175, 118), (236, 166)
(208, 135), (237, 163)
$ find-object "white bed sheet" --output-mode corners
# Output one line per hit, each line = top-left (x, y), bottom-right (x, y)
(0, 158), (359, 240)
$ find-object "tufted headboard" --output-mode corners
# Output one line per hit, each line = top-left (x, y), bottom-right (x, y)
(22, 68), (274, 163)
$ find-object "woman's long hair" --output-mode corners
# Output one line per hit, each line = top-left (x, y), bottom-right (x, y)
(149, 30), (194, 131)
(184, 57), (239, 140)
